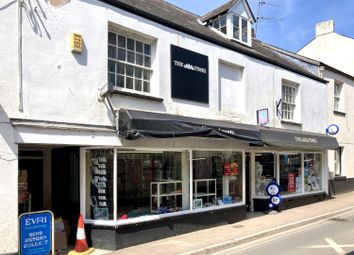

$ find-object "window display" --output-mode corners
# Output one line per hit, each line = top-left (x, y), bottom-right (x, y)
(86, 149), (114, 220)
(279, 153), (302, 194)
(304, 153), (322, 192)
(117, 151), (189, 219)
(255, 153), (275, 196)
(192, 151), (243, 207)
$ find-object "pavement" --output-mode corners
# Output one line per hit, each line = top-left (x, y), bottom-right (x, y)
(93, 191), (354, 255)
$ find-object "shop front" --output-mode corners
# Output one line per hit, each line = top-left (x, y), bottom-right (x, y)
(81, 109), (338, 250)
(251, 128), (339, 211)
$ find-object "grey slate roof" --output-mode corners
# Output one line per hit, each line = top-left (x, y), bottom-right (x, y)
(201, 0), (256, 23)
(99, 0), (326, 83)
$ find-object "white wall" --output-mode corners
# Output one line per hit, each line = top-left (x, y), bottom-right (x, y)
(299, 33), (354, 78)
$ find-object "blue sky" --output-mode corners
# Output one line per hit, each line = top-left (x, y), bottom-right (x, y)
(165, 0), (354, 52)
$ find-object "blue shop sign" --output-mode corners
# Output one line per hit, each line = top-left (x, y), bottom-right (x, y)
(19, 211), (54, 255)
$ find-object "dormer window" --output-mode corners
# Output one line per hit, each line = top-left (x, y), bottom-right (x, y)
(212, 15), (227, 35)
(233, 15), (248, 43)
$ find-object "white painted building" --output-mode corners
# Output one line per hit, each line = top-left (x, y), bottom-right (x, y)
(299, 20), (354, 194)
(0, 0), (337, 253)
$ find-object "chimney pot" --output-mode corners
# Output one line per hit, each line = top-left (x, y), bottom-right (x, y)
(316, 20), (334, 37)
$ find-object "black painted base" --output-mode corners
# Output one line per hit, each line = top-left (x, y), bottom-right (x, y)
(253, 192), (327, 212)
(86, 206), (247, 250)
(329, 177), (354, 195)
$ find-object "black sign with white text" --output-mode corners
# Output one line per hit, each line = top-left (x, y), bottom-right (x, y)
(171, 45), (209, 104)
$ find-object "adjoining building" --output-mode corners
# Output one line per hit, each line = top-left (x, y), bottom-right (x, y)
(0, 0), (338, 252)
(298, 20), (354, 195)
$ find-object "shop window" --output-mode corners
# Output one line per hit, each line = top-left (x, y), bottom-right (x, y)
(116, 151), (189, 219)
(281, 82), (298, 121)
(85, 149), (114, 220)
(108, 31), (152, 93)
(304, 153), (322, 192)
(279, 153), (302, 194)
(255, 153), (275, 196)
(212, 15), (227, 34)
(192, 151), (243, 208)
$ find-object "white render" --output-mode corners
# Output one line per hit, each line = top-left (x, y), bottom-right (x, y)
(298, 20), (354, 179)
(0, 0), (330, 253)
(299, 20), (354, 78)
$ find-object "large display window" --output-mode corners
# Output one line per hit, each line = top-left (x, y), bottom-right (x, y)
(116, 151), (190, 218)
(85, 149), (114, 220)
(304, 153), (322, 192)
(255, 153), (275, 196)
(192, 151), (243, 208)
(279, 153), (302, 195)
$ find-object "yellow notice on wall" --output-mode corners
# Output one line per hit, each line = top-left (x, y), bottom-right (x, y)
(70, 32), (82, 53)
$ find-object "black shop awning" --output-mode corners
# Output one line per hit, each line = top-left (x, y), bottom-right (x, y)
(118, 109), (262, 145)
(260, 127), (339, 150)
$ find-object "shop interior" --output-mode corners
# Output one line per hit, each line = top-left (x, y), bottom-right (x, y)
(18, 146), (80, 252)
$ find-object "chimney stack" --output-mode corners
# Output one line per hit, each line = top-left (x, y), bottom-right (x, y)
(316, 20), (334, 37)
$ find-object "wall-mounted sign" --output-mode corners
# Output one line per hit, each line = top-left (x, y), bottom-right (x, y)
(257, 108), (269, 126)
(326, 124), (339, 135)
(70, 32), (83, 54)
(19, 211), (54, 255)
(171, 45), (209, 104)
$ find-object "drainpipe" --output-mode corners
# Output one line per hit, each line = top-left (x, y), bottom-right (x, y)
(98, 84), (118, 132)
(18, 0), (24, 112)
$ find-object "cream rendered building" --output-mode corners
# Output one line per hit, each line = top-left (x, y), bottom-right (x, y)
(299, 20), (354, 193)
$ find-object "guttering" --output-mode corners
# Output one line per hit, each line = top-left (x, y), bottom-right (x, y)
(98, 83), (119, 131)
(99, 0), (326, 84)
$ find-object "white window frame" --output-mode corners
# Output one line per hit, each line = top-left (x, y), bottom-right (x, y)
(334, 147), (343, 176)
(253, 151), (324, 199)
(81, 147), (246, 226)
(212, 14), (227, 35)
(281, 82), (298, 121)
(108, 30), (153, 94)
(334, 80), (344, 112)
(232, 14), (249, 44)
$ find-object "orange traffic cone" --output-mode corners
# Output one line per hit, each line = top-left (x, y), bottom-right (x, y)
(68, 214), (94, 255)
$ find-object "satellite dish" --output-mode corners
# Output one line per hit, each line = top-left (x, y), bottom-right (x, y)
(48, 0), (70, 7)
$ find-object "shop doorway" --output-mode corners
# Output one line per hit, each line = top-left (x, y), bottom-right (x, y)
(18, 146), (80, 246)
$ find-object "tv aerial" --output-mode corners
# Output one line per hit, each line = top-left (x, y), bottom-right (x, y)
(255, 1), (284, 37)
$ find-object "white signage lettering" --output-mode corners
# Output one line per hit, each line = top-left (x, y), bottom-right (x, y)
(173, 60), (207, 74)
(294, 136), (318, 143)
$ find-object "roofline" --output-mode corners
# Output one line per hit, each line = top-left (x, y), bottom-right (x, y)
(99, 0), (327, 84)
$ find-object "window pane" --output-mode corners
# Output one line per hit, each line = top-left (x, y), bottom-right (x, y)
(127, 38), (135, 50)
(126, 77), (133, 89)
(126, 64), (134, 77)
(279, 153), (302, 195)
(135, 79), (142, 91)
(193, 151), (243, 208)
(108, 60), (115, 73)
(118, 35), (126, 48)
(136, 41), (143, 53)
(242, 19), (248, 42)
(118, 48), (126, 61)
(85, 149), (114, 220)
(136, 54), (143, 66)
(127, 51), (135, 63)
(304, 154), (322, 192)
(144, 56), (151, 67)
(220, 16), (226, 27)
(108, 45), (116, 59)
(143, 81), (150, 92)
(108, 32), (116, 45)
(144, 43), (151, 56)
(135, 67), (142, 79)
(220, 26), (227, 34)
(117, 62), (125, 75)
(143, 70), (151, 81)
(116, 75), (124, 87)
(117, 151), (189, 219)
(108, 73), (115, 86)
(255, 153), (275, 196)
